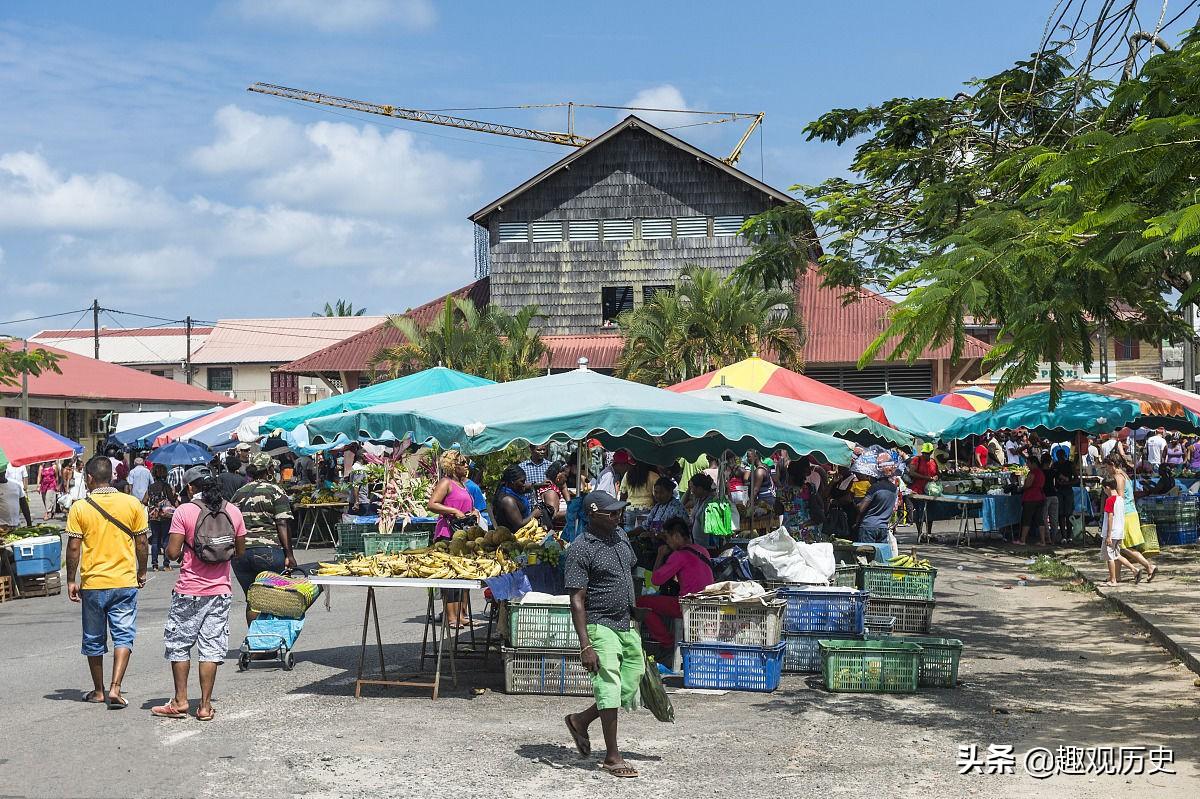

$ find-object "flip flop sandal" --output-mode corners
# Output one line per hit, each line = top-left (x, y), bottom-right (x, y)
(565, 715), (591, 757)
(150, 704), (188, 719)
(81, 692), (106, 704)
(195, 708), (216, 722)
(600, 763), (639, 778)
(106, 695), (128, 710)
(1147, 566), (1159, 583)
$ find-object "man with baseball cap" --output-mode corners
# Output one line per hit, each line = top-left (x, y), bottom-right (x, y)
(594, 450), (633, 496)
(563, 490), (644, 778)
(230, 452), (295, 624)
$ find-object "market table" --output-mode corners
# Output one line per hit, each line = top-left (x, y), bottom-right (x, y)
(911, 493), (984, 546)
(296, 502), (347, 549)
(309, 575), (487, 699)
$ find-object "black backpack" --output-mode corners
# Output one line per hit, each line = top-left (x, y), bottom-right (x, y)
(191, 500), (237, 563)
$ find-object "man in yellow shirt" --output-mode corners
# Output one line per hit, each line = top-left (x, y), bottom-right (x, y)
(65, 456), (149, 709)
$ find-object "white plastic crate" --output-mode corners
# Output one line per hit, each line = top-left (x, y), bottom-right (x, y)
(501, 647), (593, 696)
(680, 596), (785, 647)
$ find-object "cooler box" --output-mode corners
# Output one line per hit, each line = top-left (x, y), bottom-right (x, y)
(10, 535), (62, 577)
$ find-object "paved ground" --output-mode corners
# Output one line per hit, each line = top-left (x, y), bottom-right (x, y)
(2, 516), (1198, 799)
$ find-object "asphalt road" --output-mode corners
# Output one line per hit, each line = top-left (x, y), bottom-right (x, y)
(1, 531), (1197, 799)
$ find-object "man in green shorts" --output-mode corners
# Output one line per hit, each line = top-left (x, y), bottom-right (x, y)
(563, 489), (644, 778)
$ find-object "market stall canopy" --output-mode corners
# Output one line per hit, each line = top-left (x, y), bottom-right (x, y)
(870, 394), (973, 439)
(1057, 380), (1200, 430)
(686, 386), (912, 449)
(1108, 376), (1200, 417)
(0, 418), (84, 467)
(304, 367), (854, 464)
(259, 367), (494, 434)
(184, 402), (290, 451)
(938, 390), (1200, 440)
(668, 356), (890, 425)
(153, 403), (245, 447)
(926, 388), (993, 412)
(147, 440), (212, 468)
(107, 415), (202, 452)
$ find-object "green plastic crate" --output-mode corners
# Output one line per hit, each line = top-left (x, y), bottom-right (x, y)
(819, 638), (921, 694)
(335, 523), (376, 557)
(861, 564), (936, 600)
(832, 564), (860, 588)
(898, 636), (963, 688)
(362, 530), (430, 556)
(508, 602), (579, 648)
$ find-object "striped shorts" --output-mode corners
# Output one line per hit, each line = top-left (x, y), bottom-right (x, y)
(164, 592), (232, 663)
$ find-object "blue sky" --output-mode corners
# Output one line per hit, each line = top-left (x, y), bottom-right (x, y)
(1, 0), (1066, 336)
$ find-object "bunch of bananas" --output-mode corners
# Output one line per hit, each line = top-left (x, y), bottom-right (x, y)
(316, 547), (521, 580)
(888, 553), (932, 570)
(512, 518), (544, 544)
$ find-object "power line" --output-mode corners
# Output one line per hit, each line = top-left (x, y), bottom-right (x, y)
(0, 308), (91, 329)
(102, 310), (176, 365)
(29, 309), (91, 346)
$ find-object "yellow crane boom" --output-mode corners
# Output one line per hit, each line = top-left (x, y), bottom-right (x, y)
(248, 82), (763, 164)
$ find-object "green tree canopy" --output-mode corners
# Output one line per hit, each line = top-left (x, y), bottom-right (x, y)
(616, 265), (803, 386)
(0, 343), (62, 389)
(370, 297), (547, 382)
(736, 10), (1200, 403)
(313, 300), (366, 317)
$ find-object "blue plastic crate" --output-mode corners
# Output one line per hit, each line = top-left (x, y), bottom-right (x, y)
(9, 535), (62, 577)
(680, 642), (785, 692)
(778, 587), (867, 634)
(1158, 528), (1199, 546)
(782, 632), (862, 673)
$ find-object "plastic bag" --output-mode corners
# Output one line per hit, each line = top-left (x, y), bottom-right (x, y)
(639, 651), (675, 722)
(747, 526), (835, 584)
(703, 500), (735, 537)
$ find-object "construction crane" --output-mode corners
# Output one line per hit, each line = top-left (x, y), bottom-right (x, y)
(247, 82), (764, 165)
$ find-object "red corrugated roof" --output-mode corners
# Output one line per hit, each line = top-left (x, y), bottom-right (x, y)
(541, 334), (623, 370)
(0, 342), (238, 406)
(278, 279), (491, 374)
(795, 268), (990, 363)
(33, 326), (214, 338)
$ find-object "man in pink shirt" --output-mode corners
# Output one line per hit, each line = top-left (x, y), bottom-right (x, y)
(151, 466), (246, 721)
(636, 517), (714, 652)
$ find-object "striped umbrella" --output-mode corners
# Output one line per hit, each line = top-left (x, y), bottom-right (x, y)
(927, 388), (993, 412)
(0, 418), (84, 467)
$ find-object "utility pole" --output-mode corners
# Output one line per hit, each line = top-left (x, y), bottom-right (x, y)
(92, 299), (101, 359)
(185, 315), (193, 386)
(19, 338), (29, 422)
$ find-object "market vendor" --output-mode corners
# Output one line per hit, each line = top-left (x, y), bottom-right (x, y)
(1135, 463), (1176, 499)
(642, 476), (687, 534)
(493, 464), (542, 532)
(685, 472), (737, 547)
(428, 450), (478, 629)
(535, 460), (570, 528)
(906, 443), (939, 540)
(635, 517), (715, 655)
(619, 457), (660, 511)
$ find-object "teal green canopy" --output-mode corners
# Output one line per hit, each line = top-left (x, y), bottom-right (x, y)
(938, 390), (1200, 440)
(688, 386), (913, 449)
(869, 394), (973, 440)
(304, 368), (854, 464)
(259, 367), (494, 434)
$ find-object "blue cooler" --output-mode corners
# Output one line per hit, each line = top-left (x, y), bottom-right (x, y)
(853, 541), (895, 563)
(11, 535), (63, 577)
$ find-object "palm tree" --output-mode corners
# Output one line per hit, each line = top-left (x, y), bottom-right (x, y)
(616, 265), (804, 385)
(370, 298), (546, 381)
(313, 299), (366, 317)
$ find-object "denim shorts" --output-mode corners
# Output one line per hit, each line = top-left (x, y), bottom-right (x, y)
(231, 546), (286, 594)
(80, 587), (139, 656)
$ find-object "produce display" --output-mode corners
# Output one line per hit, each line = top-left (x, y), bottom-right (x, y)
(2, 525), (60, 545)
(377, 461), (434, 534)
(316, 548), (520, 579)
(888, 553), (932, 570)
(292, 483), (349, 505)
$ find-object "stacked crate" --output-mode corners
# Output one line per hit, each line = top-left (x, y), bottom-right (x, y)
(859, 564), (937, 634)
(776, 587), (868, 673)
(1137, 495), (1200, 547)
(501, 600), (593, 696)
(678, 595), (787, 691)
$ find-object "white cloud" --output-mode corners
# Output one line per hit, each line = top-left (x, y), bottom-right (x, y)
(0, 151), (179, 231)
(191, 105), (483, 217)
(229, 0), (436, 33)
(624, 85), (703, 129)
(78, 245), (217, 285)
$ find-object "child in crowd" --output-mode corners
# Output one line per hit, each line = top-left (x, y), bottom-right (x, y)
(1100, 478), (1137, 586)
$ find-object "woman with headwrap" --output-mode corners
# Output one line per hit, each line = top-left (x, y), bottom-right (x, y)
(493, 464), (542, 533)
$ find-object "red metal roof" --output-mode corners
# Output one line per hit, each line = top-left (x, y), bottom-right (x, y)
(794, 268), (990, 363)
(541, 334), (623, 370)
(0, 342), (238, 406)
(278, 279), (491, 375)
(33, 326), (214, 338)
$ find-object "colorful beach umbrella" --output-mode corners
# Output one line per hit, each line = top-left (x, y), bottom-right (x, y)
(926, 388), (993, 412)
(1108, 376), (1200, 417)
(153, 402), (252, 447)
(147, 440), (213, 468)
(668, 356), (891, 425)
(0, 418), (84, 467)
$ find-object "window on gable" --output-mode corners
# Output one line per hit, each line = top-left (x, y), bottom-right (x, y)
(1114, 336), (1141, 361)
(676, 217), (709, 238)
(602, 219), (634, 240)
(498, 222), (528, 243)
(714, 215), (746, 236)
(640, 218), (672, 239)
(568, 220), (599, 241)
(642, 285), (674, 303)
(602, 286), (635, 325)
(530, 220), (563, 242)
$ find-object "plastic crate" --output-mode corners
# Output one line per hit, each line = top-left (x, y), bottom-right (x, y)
(680, 642), (785, 692)
(8, 535), (61, 577)
(864, 615), (897, 636)
(819, 639), (921, 694)
(501, 647), (593, 696)
(866, 597), (934, 634)
(861, 564), (936, 600)
(335, 523), (375, 556)
(895, 636), (963, 688)
(508, 602), (579, 648)
(778, 587), (867, 635)
(782, 632), (861, 673)
(362, 530), (431, 556)
(681, 596), (785, 646)
(1158, 528), (1199, 546)
(832, 564), (860, 589)
(761, 579), (825, 591)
